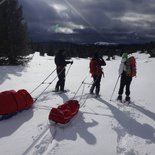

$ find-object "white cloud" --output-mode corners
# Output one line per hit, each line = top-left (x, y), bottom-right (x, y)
(48, 22), (85, 34)
(112, 12), (155, 30)
(52, 4), (67, 13)
(56, 27), (73, 34)
(121, 12), (154, 22)
(67, 22), (85, 29)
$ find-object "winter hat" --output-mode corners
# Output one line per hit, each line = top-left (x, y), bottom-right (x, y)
(122, 53), (128, 60)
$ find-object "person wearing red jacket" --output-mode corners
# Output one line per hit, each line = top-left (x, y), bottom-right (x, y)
(89, 52), (106, 96)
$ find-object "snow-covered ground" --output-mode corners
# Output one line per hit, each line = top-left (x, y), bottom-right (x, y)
(0, 52), (155, 155)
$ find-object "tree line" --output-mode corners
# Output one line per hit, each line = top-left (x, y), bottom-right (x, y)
(0, 0), (155, 66)
(31, 41), (155, 59)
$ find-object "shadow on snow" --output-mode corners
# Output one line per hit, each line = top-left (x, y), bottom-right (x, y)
(50, 111), (97, 145)
(0, 109), (33, 138)
(95, 97), (155, 143)
(0, 65), (27, 85)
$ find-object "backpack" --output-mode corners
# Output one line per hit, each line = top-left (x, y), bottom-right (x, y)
(89, 58), (104, 76)
(126, 56), (136, 77)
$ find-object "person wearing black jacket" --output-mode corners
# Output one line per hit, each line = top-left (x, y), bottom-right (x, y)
(54, 49), (73, 92)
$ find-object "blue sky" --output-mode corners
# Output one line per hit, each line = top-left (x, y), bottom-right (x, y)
(19, 0), (155, 44)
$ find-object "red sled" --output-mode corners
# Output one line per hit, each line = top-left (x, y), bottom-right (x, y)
(0, 89), (34, 120)
(49, 100), (80, 125)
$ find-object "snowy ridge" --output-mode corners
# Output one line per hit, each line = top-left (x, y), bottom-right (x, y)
(94, 41), (117, 45)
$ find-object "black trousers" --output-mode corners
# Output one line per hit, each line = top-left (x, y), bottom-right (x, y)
(55, 68), (65, 91)
(118, 72), (132, 96)
(90, 74), (102, 95)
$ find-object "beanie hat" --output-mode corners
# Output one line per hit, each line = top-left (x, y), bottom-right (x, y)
(122, 53), (128, 60)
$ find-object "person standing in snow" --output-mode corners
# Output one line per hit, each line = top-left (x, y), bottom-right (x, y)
(89, 52), (106, 96)
(117, 53), (136, 102)
(54, 49), (73, 92)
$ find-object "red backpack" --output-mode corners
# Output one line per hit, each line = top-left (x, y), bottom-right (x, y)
(126, 56), (137, 77)
(90, 58), (103, 76)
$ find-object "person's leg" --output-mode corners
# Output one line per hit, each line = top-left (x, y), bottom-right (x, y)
(55, 69), (61, 91)
(90, 76), (96, 94)
(117, 75), (126, 101)
(60, 69), (66, 91)
(118, 75), (125, 96)
(125, 77), (132, 101)
(95, 74), (102, 95)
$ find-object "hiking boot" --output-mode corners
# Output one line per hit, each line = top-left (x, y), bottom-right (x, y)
(125, 96), (130, 102)
(95, 93), (100, 98)
(55, 88), (59, 92)
(117, 95), (122, 101)
(90, 88), (94, 94)
(90, 91), (94, 94)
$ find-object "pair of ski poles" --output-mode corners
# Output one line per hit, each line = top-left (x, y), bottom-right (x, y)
(72, 72), (120, 103)
(71, 73), (102, 108)
(31, 64), (72, 102)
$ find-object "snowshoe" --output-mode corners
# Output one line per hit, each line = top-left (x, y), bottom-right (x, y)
(123, 96), (131, 105)
(60, 90), (69, 93)
(52, 89), (69, 94)
(124, 96), (131, 104)
(89, 92), (95, 95)
(95, 94), (101, 98)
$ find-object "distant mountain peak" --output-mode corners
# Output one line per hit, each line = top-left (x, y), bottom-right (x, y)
(94, 42), (117, 45)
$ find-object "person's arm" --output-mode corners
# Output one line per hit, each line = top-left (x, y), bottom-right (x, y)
(55, 55), (72, 66)
(118, 58), (126, 75)
(100, 57), (106, 66)
(65, 60), (73, 65)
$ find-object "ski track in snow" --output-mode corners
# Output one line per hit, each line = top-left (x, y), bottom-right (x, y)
(36, 98), (152, 155)
(27, 96), (94, 155)
(32, 94), (154, 155)
(22, 92), (83, 155)
(22, 123), (57, 155)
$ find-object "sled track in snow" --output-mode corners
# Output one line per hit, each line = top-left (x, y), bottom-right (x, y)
(33, 105), (52, 111)
(23, 123), (57, 155)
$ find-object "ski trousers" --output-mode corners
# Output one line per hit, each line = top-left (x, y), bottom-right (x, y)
(55, 68), (65, 91)
(90, 74), (102, 95)
(118, 72), (132, 97)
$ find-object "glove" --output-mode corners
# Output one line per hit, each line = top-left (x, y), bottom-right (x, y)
(70, 61), (73, 65)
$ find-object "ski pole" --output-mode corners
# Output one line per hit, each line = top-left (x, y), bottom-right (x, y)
(65, 63), (72, 77)
(71, 76), (88, 100)
(80, 74), (101, 107)
(30, 68), (56, 94)
(34, 66), (66, 102)
(110, 75), (120, 101)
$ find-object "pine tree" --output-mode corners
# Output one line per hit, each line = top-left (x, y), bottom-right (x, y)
(0, 0), (30, 65)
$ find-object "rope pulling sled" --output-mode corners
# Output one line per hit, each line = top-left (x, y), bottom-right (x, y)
(0, 65), (94, 127)
(0, 65), (73, 121)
